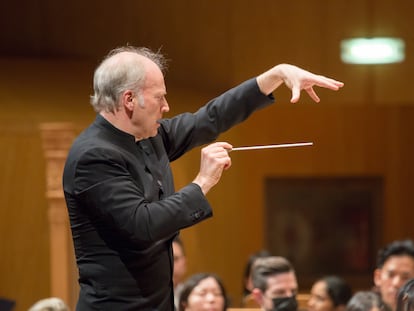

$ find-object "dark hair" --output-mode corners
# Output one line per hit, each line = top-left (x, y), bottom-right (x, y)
(242, 249), (271, 296)
(377, 240), (414, 269)
(251, 256), (294, 292)
(396, 279), (414, 311)
(346, 291), (384, 311)
(178, 273), (229, 311)
(319, 275), (352, 307)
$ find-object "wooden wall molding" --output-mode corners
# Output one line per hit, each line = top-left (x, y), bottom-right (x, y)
(39, 122), (77, 308)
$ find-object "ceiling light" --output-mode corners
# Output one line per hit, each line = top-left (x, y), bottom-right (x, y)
(340, 37), (405, 64)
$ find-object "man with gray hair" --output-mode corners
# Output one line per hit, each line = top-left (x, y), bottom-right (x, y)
(63, 46), (343, 310)
(251, 256), (299, 311)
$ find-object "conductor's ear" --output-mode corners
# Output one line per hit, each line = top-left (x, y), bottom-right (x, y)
(128, 97), (134, 109)
(124, 91), (135, 110)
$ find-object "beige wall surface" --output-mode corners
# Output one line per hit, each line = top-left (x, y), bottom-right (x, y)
(0, 1), (413, 310)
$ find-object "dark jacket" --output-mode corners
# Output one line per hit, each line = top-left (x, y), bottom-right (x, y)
(62, 78), (274, 310)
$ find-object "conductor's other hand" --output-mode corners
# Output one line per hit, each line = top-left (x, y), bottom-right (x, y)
(193, 142), (232, 195)
(280, 64), (344, 103)
(257, 63), (344, 103)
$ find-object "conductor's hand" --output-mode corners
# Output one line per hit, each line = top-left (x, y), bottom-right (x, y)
(193, 142), (232, 195)
(279, 64), (344, 103)
(257, 63), (344, 103)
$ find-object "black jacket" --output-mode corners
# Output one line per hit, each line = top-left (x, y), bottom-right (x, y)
(62, 78), (273, 310)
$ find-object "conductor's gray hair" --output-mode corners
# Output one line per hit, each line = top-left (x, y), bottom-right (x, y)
(90, 46), (168, 113)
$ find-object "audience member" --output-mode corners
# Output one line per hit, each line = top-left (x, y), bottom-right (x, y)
(250, 256), (298, 311)
(346, 291), (384, 311)
(178, 273), (229, 311)
(242, 249), (271, 307)
(28, 297), (69, 311)
(308, 275), (352, 311)
(174, 235), (188, 309)
(396, 278), (414, 311)
(373, 240), (414, 311)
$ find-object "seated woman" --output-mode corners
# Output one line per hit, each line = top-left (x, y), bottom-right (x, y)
(178, 272), (229, 311)
(308, 276), (352, 311)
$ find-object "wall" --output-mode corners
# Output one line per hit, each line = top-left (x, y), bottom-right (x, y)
(0, 0), (413, 310)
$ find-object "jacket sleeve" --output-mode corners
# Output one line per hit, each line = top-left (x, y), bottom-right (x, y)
(159, 78), (275, 161)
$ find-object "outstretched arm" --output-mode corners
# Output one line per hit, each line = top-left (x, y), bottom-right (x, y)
(256, 64), (344, 103)
(189, 65), (343, 195)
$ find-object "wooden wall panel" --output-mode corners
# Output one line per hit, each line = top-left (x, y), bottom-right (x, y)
(0, 122), (50, 311)
(40, 123), (79, 310)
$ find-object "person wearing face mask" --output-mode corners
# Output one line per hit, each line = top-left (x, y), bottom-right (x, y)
(250, 256), (299, 311)
(178, 273), (229, 311)
(308, 276), (353, 311)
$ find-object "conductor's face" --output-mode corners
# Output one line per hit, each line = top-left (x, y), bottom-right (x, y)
(133, 60), (169, 140)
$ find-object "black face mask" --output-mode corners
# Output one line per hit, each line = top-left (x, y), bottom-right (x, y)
(272, 296), (298, 311)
